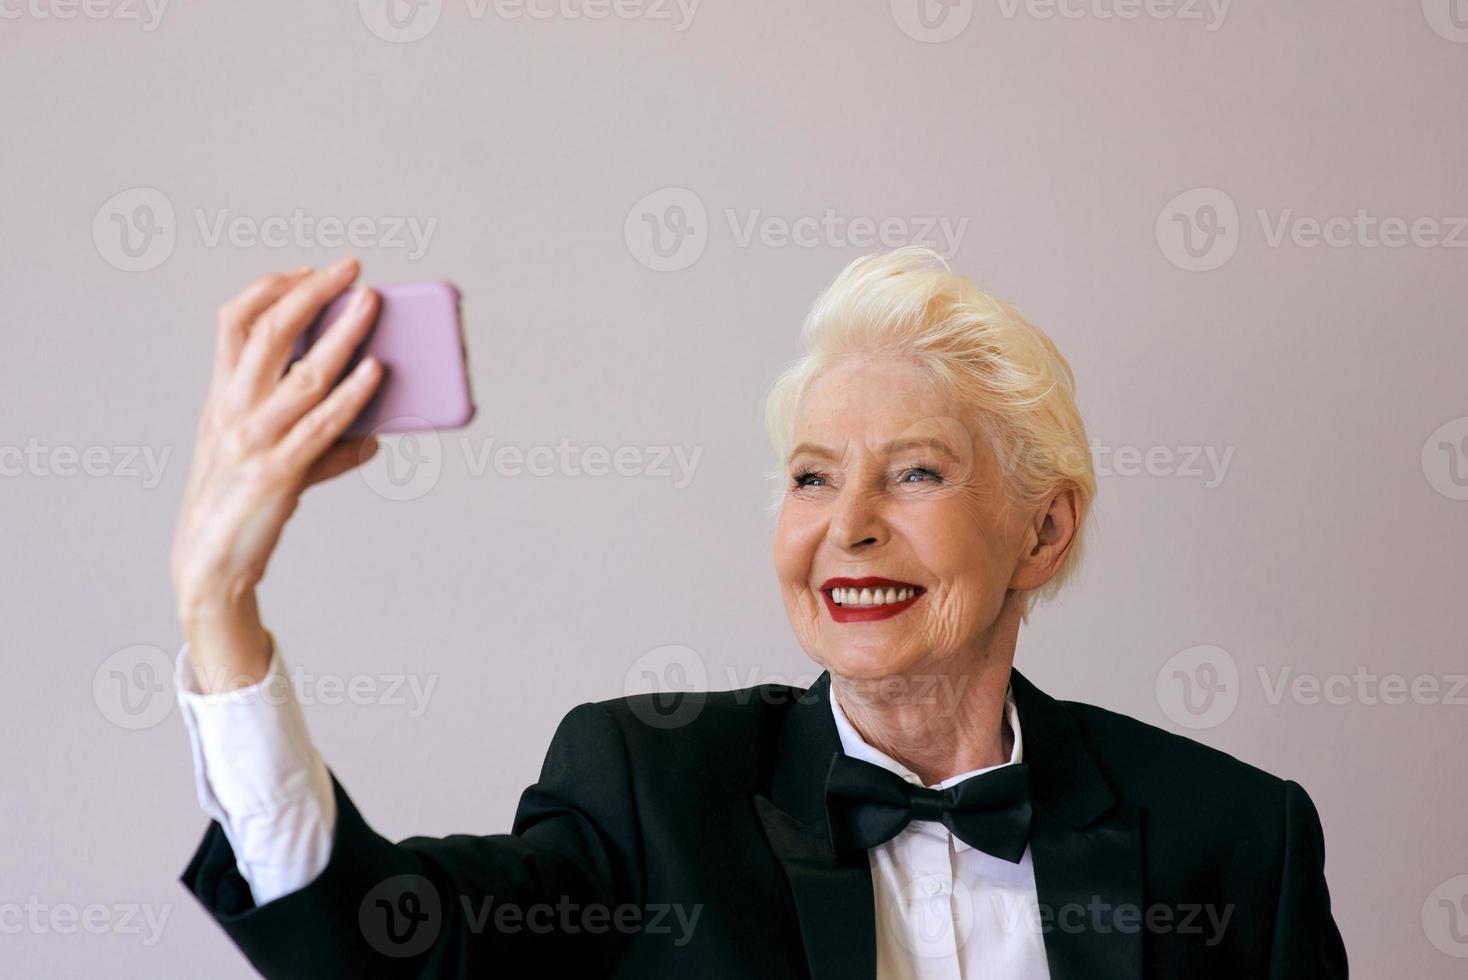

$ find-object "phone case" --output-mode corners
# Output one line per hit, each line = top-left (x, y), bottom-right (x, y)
(291, 280), (476, 438)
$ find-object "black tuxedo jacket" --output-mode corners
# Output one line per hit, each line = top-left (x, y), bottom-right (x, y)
(182, 667), (1348, 978)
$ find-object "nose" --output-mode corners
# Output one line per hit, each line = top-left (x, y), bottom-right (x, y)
(827, 486), (887, 552)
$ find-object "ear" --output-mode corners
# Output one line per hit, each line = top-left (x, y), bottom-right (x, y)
(1008, 486), (1079, 591)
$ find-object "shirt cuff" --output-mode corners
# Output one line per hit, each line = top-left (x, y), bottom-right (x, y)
(175, 632), (337, 905)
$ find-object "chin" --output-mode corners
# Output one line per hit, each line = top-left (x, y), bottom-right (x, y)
(814, 641), (918, 683)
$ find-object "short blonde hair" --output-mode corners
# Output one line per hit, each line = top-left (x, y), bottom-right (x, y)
(763, 246), (1096, 622)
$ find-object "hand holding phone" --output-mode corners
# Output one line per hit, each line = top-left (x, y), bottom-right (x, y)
(291, 280), (476, 437)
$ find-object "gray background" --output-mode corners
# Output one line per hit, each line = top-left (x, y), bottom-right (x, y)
(3, 0), (1467, 976)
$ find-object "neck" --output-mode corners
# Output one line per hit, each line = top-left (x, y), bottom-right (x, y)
(828, 596), (1020, 786)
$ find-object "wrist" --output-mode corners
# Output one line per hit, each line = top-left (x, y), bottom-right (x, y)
(180, 593), (273, 693)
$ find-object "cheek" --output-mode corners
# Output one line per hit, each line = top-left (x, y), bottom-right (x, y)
(772, 507), (818, 593)
(900, 500), (1012, 623)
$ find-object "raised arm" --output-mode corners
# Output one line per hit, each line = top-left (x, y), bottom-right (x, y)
(169, 263), (642, 976)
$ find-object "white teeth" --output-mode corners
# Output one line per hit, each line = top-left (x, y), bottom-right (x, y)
(831, 586), (918, 607)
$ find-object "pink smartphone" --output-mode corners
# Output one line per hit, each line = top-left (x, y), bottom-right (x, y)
(290, 280), (476, 438)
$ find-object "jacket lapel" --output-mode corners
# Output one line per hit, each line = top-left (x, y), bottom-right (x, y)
(1010, 667), (1144, 980)
(753, 667), (1144, 980)
(752, 672), (878, 980)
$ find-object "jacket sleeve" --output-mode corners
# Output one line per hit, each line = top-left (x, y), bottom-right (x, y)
(1267, 779), (1348, 978)
(180, 700), (645, 979)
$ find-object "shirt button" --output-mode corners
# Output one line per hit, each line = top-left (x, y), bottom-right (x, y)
(920, 877), (947, 897)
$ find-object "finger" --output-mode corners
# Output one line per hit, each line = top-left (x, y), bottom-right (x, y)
(303, 435), (379, 488)
(272, 356), (384, 474)
(250, 287), (379, 444)
(212, 268), (313, 390)
(231, 255), (361, 404)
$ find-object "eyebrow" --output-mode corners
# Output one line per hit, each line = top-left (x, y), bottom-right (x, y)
(787, 437), (961, 464)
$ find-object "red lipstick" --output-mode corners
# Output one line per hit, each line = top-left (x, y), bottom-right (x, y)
(818, 576), (926, 623)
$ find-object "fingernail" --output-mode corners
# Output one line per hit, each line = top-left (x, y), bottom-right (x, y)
(293, 265), (313, 275)
(330, 255), (355, 275)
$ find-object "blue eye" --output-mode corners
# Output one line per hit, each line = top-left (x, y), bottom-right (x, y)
(901, 464), (942, 483)
(792, 469), (827, 488)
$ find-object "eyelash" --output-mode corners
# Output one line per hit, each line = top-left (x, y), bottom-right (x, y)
(790, 461), (944, 489)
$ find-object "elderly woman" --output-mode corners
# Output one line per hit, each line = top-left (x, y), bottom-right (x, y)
(170, 249), (1347, 979)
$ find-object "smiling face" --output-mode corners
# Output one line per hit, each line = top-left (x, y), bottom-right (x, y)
(773, 355), (1043, 683)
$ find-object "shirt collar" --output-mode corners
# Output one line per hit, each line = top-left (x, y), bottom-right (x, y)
(828, 680), (1024, 852)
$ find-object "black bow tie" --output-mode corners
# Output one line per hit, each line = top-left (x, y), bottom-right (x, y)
(823, 753), (1033, 863)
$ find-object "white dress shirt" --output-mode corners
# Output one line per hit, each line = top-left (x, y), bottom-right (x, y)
(829, 687), (1051, 980)
(176, 641), (1049, 976)
(174, 635), (335, 905)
